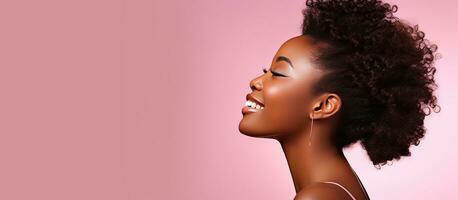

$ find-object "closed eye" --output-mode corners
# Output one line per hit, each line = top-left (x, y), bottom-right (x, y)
(263, 67), (287, 77)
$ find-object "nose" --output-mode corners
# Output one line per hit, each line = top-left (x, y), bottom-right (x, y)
(250, 76), (263, 91)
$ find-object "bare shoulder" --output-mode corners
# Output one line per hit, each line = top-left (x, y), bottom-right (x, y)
(294, 182), (352, 200)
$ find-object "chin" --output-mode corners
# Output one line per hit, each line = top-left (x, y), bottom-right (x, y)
(238, 118), (281, 139)
(238, 117), (265, 137)
(238, 119), (255, 136)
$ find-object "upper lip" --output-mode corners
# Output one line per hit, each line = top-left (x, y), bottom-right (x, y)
(246, 93), (264, 106)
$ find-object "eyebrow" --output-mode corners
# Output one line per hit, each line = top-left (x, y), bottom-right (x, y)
(275, 56), (294, 69)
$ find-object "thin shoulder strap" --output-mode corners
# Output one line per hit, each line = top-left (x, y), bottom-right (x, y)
(321, 167), (370, 200)
(321, 181), (357, 200)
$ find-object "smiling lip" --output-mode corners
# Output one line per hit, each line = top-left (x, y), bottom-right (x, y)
(242, 93), (265, 115)
(241, 106), (261, 115)
(246, 93), (264, 107)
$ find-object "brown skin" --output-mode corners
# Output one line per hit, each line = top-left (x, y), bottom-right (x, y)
(238, 35), (369, 200)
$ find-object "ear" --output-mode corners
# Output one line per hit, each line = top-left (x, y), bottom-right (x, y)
(310, 93), (342, 119)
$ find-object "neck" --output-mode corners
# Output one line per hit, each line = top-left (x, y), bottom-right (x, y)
(277, 127), (348, 193)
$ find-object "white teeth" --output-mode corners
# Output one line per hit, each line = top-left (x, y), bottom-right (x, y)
(244, 100), (264, 110)
(251, 102), (257, 108)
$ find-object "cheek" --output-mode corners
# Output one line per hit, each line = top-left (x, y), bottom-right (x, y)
(263, 82), (309, 132)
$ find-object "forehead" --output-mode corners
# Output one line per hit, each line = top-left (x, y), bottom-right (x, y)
(275, 35), (315, 58)
(272, 35), (323, 69)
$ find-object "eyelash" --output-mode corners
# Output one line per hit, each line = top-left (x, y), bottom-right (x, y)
(263, 67), (286, 77)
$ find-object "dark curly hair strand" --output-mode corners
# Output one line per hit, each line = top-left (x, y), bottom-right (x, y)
(301, 0), (441, 169)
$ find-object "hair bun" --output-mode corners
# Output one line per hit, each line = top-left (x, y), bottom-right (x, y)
(302, 0), (440, 169)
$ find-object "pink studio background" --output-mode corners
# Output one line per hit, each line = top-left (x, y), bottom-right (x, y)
(1, 0), (457, 199)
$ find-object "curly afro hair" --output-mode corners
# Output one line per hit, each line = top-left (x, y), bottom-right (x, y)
(301, 0), (441, 169)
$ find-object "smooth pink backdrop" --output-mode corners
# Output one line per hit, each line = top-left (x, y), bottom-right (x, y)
(1, 0), (457, 199)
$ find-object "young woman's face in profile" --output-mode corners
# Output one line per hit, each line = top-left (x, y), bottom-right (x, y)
(238, 35), (326, 140)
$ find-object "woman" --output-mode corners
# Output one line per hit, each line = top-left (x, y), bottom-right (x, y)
(238, 0), (440, 199)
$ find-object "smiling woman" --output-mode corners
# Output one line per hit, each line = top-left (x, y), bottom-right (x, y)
(238, 0), (440, 199)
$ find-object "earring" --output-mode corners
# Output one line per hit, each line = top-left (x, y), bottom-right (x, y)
(309, 112), (314, 146)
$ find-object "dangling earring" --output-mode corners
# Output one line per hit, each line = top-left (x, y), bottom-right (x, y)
(309, 112), (314, 146)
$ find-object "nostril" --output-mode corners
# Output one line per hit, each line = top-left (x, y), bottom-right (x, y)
(252, 82), (262, 90)
(250, 84), (257, 90)
(250, 76), (263, 91)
